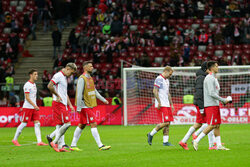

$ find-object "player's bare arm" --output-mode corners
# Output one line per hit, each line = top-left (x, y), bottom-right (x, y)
(153, 86), (161, 109)
(25, 93), (39, 111)
(67, 95), (75, 112)
(168, 93), (174, 112)
(47, 81), (61, 102)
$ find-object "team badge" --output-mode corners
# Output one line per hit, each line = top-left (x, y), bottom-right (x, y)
(65, 116), (69, 120)
(90, 117), (93, 121)
(215, 119), (217, 123)
(26, 117), (29, 120)
(165, 116), (168, 120)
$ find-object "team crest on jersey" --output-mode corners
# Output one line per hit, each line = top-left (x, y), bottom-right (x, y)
(165, 116), (168, 120)
(90, 117), (93, 121)
(65, 116), (69, 120)
(26, 117), (29, 120)
(215, 119), (217, 122)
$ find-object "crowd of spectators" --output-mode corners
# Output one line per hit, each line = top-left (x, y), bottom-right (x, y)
(51, 0), (249, 97)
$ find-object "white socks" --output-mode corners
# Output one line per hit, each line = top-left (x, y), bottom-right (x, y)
(208, 130), (214, 147)
(194, 124), (208, 136)
(91, 128), (103, 148)
(182, 126), (196, 143)
(194, 132), (206, 143)
(49, 129), (57, 138)
(163, 136), (169, 143)
(53, 123), (71, 144)
(215, 136), (222, 147)
(34, 123), (42, 143)
(71, 126), (83, 147)
(150, 128), (157, 136)
(13, 122), (27, 140)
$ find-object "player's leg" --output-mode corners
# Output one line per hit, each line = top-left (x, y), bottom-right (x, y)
(192, 111), (207, 139)
(12, 109), (30, 146)
(179, 123), (201, 150)
(147, 122), (168, 145)
(163, 122), (174, 146)
(214, 124), (230, 150)
(34, 120), (48, 146)
(193, 123), (208, 139)
(208, 130), (216, 149)
(70, 124), (86, 151)
(13, 121), (27, 146)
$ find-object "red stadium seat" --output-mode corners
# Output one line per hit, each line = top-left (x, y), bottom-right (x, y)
(177, 19), (185, 24)
(120, 52), (127, 57)
(129, 52), (136, 57)
(133, 19), (141, 25)
(224, 50), (233, 55)
(243, 49), (250, 54)
(234, 49), (242, 55)
(224, 44), (233, 50)
(242, 44), (250, 49)
(212, 18), (220, 23)
(154, 47), (162, 52)
(163, 46), (170, 52)
(104, 63), (112, 68)
(206, 45), (215, 51)
(233, 45), (242, 49)
(136, 46), (144, 52)
(145, 46), (153, 52)
(147, 52), (156, 57)
(157, 51), (165, 57)
(194, 19), (203, 24)
(215, 45), (223, 50)
(94, 63), (101, 69)
(151, 62), (160, 67)
(114, 62), (120, 68)
(141, 19), (150, 24)
(167, 19), (176, 26)
(128, 47), (135, 52)
(186, 19), (193, 25)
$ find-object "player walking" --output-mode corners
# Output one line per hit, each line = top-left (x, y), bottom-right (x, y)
(192, 61), (231, 151)
(147, 66), (174, 146)
(12, 69), (48, 146)
(70, 61), (111, 151)
(47, 63), (77, 152)
(179, 62), (216, 150)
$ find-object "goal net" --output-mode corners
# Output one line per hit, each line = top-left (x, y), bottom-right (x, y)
(123, 66), (250, 126)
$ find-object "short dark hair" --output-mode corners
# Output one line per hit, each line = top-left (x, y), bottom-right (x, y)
(28, 69), (37, 75)
(207, 61), (217, 70)
(82, 61), (93, 67)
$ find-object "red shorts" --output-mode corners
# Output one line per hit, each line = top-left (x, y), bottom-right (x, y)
(79, 108), (96, 124)
(22, 108), (39, 122)
(205, 106), (221, 125)
(157, 107), (173, 123)
(195, 106), (206, 124)
(52, 101), (70, 125)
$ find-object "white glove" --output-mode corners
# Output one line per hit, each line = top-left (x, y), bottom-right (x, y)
(200, 109), (204, 114)
(226, 96), (232, 103)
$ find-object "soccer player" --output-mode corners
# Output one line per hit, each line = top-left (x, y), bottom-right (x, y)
(70, 61), (111, 151)
(179, 62), (216, 150)
(12, 69), (48, 146)
(192, 61), (231, 151)
(47, 63), (77, 152)
(147, 66), (174, 146)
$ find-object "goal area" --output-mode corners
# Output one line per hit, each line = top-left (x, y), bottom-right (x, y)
(122, 66), (250, 126)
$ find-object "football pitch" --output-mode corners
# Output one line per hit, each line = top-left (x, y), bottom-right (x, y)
(0, 124), (249, 167)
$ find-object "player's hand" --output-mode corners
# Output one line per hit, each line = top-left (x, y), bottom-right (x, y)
(34, 106), (39, 111)
(56, 96), (62, 102)
(171, 105), (174, 112)
(157, 104), (161, 110)
(104, 100), (109, 105)
(70, 105), (75, 113)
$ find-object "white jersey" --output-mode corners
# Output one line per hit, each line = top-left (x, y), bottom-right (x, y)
(154, 74), (170, 108)
(51, 71), (68, 106)
(23, 81), (37, 109)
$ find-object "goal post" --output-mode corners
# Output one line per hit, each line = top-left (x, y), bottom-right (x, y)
(123, 66), (250, 126)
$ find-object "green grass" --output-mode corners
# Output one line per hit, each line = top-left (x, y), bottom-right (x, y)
(0, 124), (249, 167)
